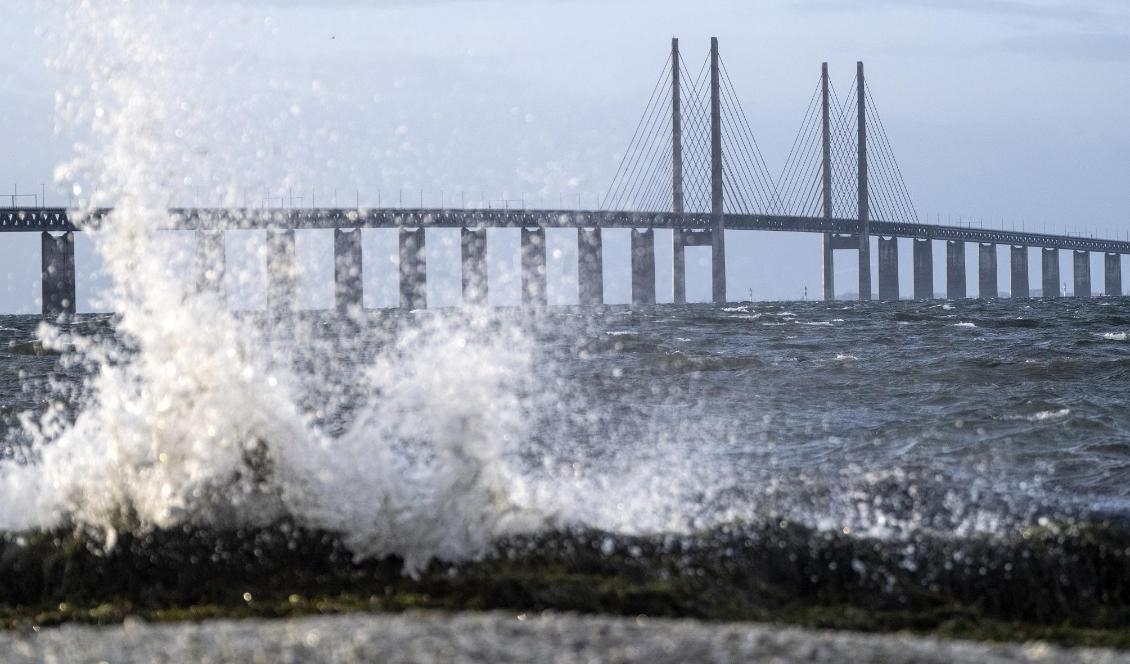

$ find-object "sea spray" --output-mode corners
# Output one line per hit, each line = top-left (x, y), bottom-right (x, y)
(0, 0), (544, 573)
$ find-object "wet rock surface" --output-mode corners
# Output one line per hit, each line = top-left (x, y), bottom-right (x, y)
(2, 611), (1128, 664)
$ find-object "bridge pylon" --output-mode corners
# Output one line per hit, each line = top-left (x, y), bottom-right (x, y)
(821, 63), (834, 301)
(606, 36), (780, 304)
(671, 37), (686, 304)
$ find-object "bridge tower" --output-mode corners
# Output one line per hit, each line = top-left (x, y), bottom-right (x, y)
(710, 36), (726, 303)
(820, 62), (874, 301)
(856, 62), (871, 301)
(821, 63), (834, 301)
(671, 37), (686, 305)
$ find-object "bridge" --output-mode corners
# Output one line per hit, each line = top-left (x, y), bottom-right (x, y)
(7, 37), (1127, 317)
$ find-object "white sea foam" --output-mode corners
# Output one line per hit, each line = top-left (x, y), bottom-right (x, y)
(951, 322), (977, 328)
(1005, 409), (1071, 422)
(1102, 332), (1128, 341)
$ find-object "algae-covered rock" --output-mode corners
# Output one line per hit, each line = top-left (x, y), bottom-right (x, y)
(0, 519), (1129, 647)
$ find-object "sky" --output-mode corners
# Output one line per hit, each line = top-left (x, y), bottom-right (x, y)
(0, 0), (1128, 310)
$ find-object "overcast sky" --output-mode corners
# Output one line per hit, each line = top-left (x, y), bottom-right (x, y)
(0, 0), (1128, 310)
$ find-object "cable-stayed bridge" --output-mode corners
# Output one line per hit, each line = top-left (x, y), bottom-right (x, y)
(6, 37), (1128, 317)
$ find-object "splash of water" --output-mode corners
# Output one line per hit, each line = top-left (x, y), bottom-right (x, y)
(0, 1), (544, 575)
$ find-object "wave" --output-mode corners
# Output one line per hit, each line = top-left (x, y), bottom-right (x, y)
(0, 2), (548, 576)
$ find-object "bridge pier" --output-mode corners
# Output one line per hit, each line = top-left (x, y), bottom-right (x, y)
(710, 227), (726, 303)
(913, 238), (933, 300)
(979, 243), (997, 298)
(947, 241), (966, 299)
(1106, 253), (1122, 296)
(1010, 246), (1029, 298)
(822, 234), (835, 301)
(631, 229), (656, 305)
(333, 228), (363, 313)
(877, 237), (898, 301)
(1041, 248), (1060, 298)
(194, 229), (225, 297)
(266, 229), (296, 315)
(1073, 250), (1091, 297)
(672, 230), (686, 304)
(521, 227), (547, 306)
(460, 227), (488, 305)
(41, 231), (76, 319)
(399, 227), (426, 310)
(672, 229), (713, 303)
(578, 228), (604, 306)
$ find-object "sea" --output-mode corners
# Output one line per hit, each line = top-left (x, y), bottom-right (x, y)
(2, 297), (1129, 560)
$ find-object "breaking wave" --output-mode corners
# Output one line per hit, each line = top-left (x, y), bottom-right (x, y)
(0, 1), (548, 575)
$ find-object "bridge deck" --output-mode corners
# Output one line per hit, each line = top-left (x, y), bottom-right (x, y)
(2, 208), (1126, 254)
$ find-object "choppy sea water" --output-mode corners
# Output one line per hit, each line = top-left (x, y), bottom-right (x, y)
(3, 296), (1129, 545)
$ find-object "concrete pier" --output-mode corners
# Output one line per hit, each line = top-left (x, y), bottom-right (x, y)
(710, 227), (726, 303)
(40, 231), (75, 318)
(1010, 246), (1029, 298)
(913, 238), (933, 300)
(194, 230), (225, 297)
(333, 228), (363, 313)
(822, 234), (835, 301)
(673, 230), (686, 304)
(399, 228), (426, 310)
(266, 229), (296, 315)
(979, 243), (997, 298)
(673, 229), (713, 304)
(1041, 248), (1060, 298)
(460, 228), (488, 305)
(578, 228), (603, 306)
(521, 227), (547, 306)
(1106, 253), (1122, 297)
(877, 237), (898, 301)
(1073, 250), (1091, 298)
(631, 229), (656, 305)
(946, 240), (966, 299)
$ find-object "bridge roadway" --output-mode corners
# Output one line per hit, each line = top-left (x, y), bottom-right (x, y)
(3, 207), (1129, 254)
(7, 206), (1128, 317)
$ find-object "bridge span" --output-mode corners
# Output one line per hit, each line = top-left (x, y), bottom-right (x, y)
(5, 207), (1129, 256)
(9, 205), (1129, 317)
(8, 36), (1125, 317)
